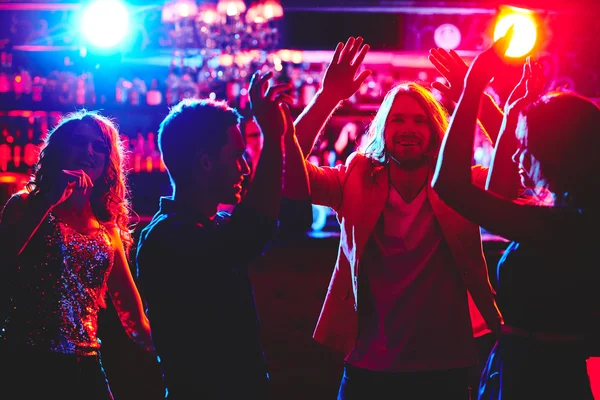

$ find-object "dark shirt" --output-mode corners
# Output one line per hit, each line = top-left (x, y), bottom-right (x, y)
(135, 197), (278, 399)
(496, 206), (598, 335)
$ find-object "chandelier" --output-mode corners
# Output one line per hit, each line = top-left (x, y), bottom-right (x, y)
(161, 0), (284, 100)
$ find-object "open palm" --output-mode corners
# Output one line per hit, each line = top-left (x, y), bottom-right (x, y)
(321, 36), (372, 101)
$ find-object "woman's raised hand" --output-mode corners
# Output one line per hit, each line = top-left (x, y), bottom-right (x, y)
(44, 169), (94, 207)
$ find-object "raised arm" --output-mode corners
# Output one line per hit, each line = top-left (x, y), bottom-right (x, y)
(432, 30), (577, 244)
(428, 48), (504, 144)
(0, 193), (52, 261)
(282, 100), (310, 201)
(295, 36), (371, 157)
(0, 170), (93, 258)
(486, 57), (544, 199)
(241, 71), (292, 220)
(279, 94), (313, 235)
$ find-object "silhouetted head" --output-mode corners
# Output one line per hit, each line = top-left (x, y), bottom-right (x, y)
(514, 91), (600, 207)
(158, 98), (249, 205)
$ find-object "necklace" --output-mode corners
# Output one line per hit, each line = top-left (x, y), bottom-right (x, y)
(386, 151), (434, 168)
(387, 152), (403, 166)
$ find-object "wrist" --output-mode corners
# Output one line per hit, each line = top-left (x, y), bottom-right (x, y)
(464, 75), (489, 94)
(460, 83), (486, 103)
(315, 89), (343, 108)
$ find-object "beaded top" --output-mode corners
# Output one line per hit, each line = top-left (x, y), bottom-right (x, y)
(2, 213), (114, 356)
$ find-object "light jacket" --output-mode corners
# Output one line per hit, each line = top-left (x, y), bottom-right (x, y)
(307, 152), (503, 355)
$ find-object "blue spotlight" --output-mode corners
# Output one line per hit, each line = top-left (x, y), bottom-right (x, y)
(80, 0), (130, 49)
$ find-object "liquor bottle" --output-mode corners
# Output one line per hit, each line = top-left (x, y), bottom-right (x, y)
(146, 78), (163, 106)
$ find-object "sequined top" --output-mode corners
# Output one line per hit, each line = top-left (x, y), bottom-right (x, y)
(2, 213), (114, 356)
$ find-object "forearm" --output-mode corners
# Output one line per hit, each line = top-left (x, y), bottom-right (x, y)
(110, 287), (153, 350)
(486, 117), (520, 199)
(241, 137), (283, 219)
(109, 278), (153, 350)
(477, 92), (504, 145)
(283, 134), (311, 200)
(433, 85), (483, 194)
(107, 232), (154, 351)
(294, 90), (342, 157)
(10, 196), (54, 256)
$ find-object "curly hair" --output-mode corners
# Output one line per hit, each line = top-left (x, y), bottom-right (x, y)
(361, 82), (449, 164)
(27, 110), (134, 253)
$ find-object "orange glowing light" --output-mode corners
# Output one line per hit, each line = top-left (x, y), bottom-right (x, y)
(494, 6), (537, 58)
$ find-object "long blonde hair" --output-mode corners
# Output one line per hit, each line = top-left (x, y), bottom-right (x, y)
(361, 82), (449, 164)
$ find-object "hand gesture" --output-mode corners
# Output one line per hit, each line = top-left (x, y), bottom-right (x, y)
(465, 26), (515, 90)
(497, 57), (545, 143)
(321, 36), (372, 101)
(44, 169), (94, 207)
(505, 56), (545, 117)
(428, 48), (469, 103)
(249, 70), (294, 140)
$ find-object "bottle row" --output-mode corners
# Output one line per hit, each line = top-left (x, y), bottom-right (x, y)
(0, 50), (408, 112)
(0, 114), (166, 174)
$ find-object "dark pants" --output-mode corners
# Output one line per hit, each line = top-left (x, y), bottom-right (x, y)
(162, 362), (271, 399)
(0, 347), (114, 400)
(338, 363), (471, 400)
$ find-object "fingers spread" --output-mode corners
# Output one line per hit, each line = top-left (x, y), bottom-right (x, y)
(353, 69), (372, 88)
(338, 36), (356, 64)
(431, 81), (451, 96)
(352, 44), (370, 69)
(432, 48), (450, 62)
(332, 42), (344, 64)
(449, 49), (467, 67)
(428, 54), (450, 76)
(348, 36), (364, 62)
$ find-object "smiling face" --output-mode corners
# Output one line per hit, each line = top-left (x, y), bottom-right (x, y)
(384, 94), (433, 165)
(61, 122), (108, 182)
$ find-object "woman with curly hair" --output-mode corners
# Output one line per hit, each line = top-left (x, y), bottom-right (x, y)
(0, 110), (155, 399)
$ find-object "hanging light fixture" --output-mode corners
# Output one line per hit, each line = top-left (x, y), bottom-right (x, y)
(162, 0), (284, 88)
